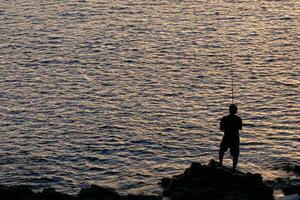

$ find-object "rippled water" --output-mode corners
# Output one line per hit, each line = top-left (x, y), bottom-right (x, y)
(0, 0), (299, 195)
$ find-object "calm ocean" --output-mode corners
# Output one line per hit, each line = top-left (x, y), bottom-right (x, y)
(0, 0), (299, 195)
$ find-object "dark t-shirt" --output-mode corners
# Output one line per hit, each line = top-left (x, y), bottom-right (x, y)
(220, 114), (242, 137)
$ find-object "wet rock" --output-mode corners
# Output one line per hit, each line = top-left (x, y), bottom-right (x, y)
(285, 165), (300, 174)
(77, 184), (121, 200)
(294, 166), (300, 174)
(161, 159), (274, 200)
(0, 185), (35, 200)
(161, 177), (171, 188)
(0, 161), (279, 200)
(123, 194), (161, 200)
(278, 194), (300, 200)
(282, 184), (300, 195)
(265, 177), (300, 195)
(0, 184), (161, 200)
(274, 163), (300, 174)
(37, 187), (76, 200)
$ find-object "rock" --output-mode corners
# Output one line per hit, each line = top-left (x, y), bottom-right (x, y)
(42, 187), (56, 194)
(123, 194), (161, 200)
(0, 185), (35, 200)
(281, 164), (300, 174)
(282, 184), (300, 195)
(37, 187), (76, 200)
(0, 184), (161, 200)
(160, 178), (171, 188)
(77, 184), (121, 200)
(161, 159), (274, 200)
(0, 161), (279, 200)
(277, 194), (300, 200)
(170, 188), (198, 200)
(294, 166), (300, 174)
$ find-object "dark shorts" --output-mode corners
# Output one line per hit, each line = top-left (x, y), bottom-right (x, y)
(220, 135), (240, 157)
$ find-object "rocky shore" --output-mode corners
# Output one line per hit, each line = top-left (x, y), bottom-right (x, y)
(161, 159), (274, 200)
(0, 160), (299, 200)
(0, 184), (161, 200)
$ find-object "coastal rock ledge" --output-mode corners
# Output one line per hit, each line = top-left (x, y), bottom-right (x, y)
(160, 159), (274, 200)
(0, 159), (275, 200)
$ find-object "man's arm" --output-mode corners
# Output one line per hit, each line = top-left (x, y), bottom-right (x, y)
(239, 118), (242, 130)
(220, 117), (224, 131)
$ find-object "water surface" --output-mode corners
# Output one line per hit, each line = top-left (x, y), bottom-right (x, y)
(0, 0), (299, 195)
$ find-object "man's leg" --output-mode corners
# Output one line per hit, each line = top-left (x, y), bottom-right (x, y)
(219, 137), (227, 166)
(231, 136), (240, 170)
(219, 150), (225, 166)
(232, 156), (238, 170)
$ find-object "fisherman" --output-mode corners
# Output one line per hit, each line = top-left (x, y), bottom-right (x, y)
(219, 104), (242, 170)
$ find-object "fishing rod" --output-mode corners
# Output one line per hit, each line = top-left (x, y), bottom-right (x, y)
(230, 47), (234, 104)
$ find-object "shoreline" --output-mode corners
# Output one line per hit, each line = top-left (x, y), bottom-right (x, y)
(0, 160), (299, 200)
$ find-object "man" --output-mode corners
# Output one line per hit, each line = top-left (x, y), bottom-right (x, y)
(219, 104), (242, 170)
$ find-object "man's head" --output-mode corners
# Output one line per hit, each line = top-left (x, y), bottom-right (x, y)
(229, 104), (237, 115)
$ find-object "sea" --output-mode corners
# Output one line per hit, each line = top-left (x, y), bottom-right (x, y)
(0, 0), (299, 196)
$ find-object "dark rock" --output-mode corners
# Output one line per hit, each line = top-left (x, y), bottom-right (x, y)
(0, 184), (163, 200)
(170, 188), (198, 200)
(160, 177), (171, 188)
(294, 166), (300, 174)
(0, 185), (35, 200)
(0, 161), (279, 200)
(265, 176), (300, 194)
(42, 187), (56, 194)
(282, 184), (300, 195)
(161, 159), (274, 200)
(123, 194), (161, 200)
(275, 163), (300, 174)
(37, 187), (76, 200)
(77, 184), (121, 200)
(284, 164), (300, 174)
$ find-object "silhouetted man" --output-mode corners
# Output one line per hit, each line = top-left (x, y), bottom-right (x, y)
(219, 104), (242, 170)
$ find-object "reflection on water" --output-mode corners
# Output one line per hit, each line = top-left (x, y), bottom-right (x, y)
(0, 0), (299, 195)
